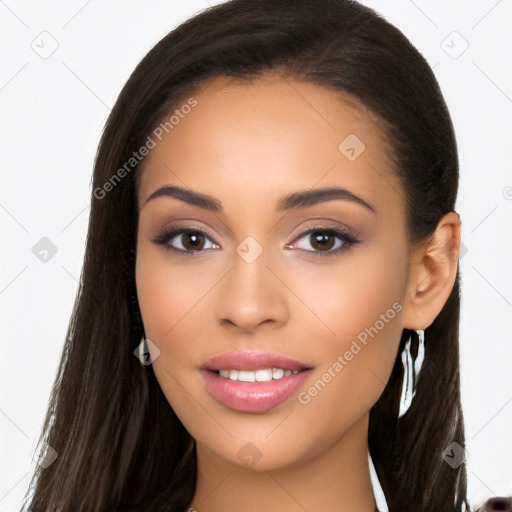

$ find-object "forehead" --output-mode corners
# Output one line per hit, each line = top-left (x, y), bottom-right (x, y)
(138, 74), (403, 219)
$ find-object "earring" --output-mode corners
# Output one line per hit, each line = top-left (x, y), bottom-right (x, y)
(136, 335), (161, 366)
(398, 329), (425, 418)
(138, 335), (149, 366)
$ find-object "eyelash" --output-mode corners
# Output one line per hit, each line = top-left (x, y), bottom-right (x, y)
(152, 223), (360, 258)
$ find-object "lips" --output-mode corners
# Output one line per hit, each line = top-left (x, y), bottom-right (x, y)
(200, 350), (314, 412)
(202, 350), (313, 372)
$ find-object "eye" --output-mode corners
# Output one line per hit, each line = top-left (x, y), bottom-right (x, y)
(152, 224), (360, 257)
(153, 224), (219, 253)
(287, 227), (360, 257)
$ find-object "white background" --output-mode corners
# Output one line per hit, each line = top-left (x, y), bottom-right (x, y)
(1, 1), (511, 510)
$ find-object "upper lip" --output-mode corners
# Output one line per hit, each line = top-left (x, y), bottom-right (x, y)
(202, 350), (313, 372)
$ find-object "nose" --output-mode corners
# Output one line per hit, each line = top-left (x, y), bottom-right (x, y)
(213, 244), (290, 333)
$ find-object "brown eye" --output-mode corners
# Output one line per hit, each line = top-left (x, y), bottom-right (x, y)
(180, 231), (207, 251)
(153, 226), (219, 253)
(290, 227), (359, 257)
(309, 232), (336, 251)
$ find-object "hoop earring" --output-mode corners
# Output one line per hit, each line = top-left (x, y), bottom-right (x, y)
(135, 334), (161, 366)
(398, 329), (425, 418)
(138, 335), (149, 366)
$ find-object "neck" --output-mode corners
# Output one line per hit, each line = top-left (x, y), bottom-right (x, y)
(188, 413), (377, 512)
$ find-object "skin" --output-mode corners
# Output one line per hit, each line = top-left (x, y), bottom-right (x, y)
(135, 73), (461, 512)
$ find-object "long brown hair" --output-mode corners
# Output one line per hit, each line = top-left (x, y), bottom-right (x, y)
(23, 1), (470, 510)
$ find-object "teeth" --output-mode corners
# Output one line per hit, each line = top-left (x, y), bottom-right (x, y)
(216, 367), (301, 382)
(238, 370), (256, 382)
(255, 368), (273, 382)
(272, 368), (284, 379)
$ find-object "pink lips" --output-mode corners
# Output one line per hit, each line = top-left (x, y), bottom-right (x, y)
(200, 350), (313, 413)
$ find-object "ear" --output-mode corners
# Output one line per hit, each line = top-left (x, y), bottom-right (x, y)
(401, 211), (462, 330)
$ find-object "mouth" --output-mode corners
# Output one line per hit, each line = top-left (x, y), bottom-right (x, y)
(211, 367), (309, 382)
(200, 350), (314, 412)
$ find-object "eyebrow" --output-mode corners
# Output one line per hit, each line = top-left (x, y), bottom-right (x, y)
(142, 185), (377, 214)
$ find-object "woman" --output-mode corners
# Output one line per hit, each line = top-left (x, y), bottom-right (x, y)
(22, 0), (510, 511)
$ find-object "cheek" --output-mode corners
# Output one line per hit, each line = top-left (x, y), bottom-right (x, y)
(295, 248), (405, 409)
(135, 250), (184, 368)
(135, 253), (212, 432)
(296, 245), (405, 345)
(135, 250), (221, 370)
(136, 256), (175, 339)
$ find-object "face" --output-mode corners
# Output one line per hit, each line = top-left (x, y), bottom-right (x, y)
(135, 74), (412, 471)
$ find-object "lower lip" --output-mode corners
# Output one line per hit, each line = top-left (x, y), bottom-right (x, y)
(200, 369), (313, 413)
